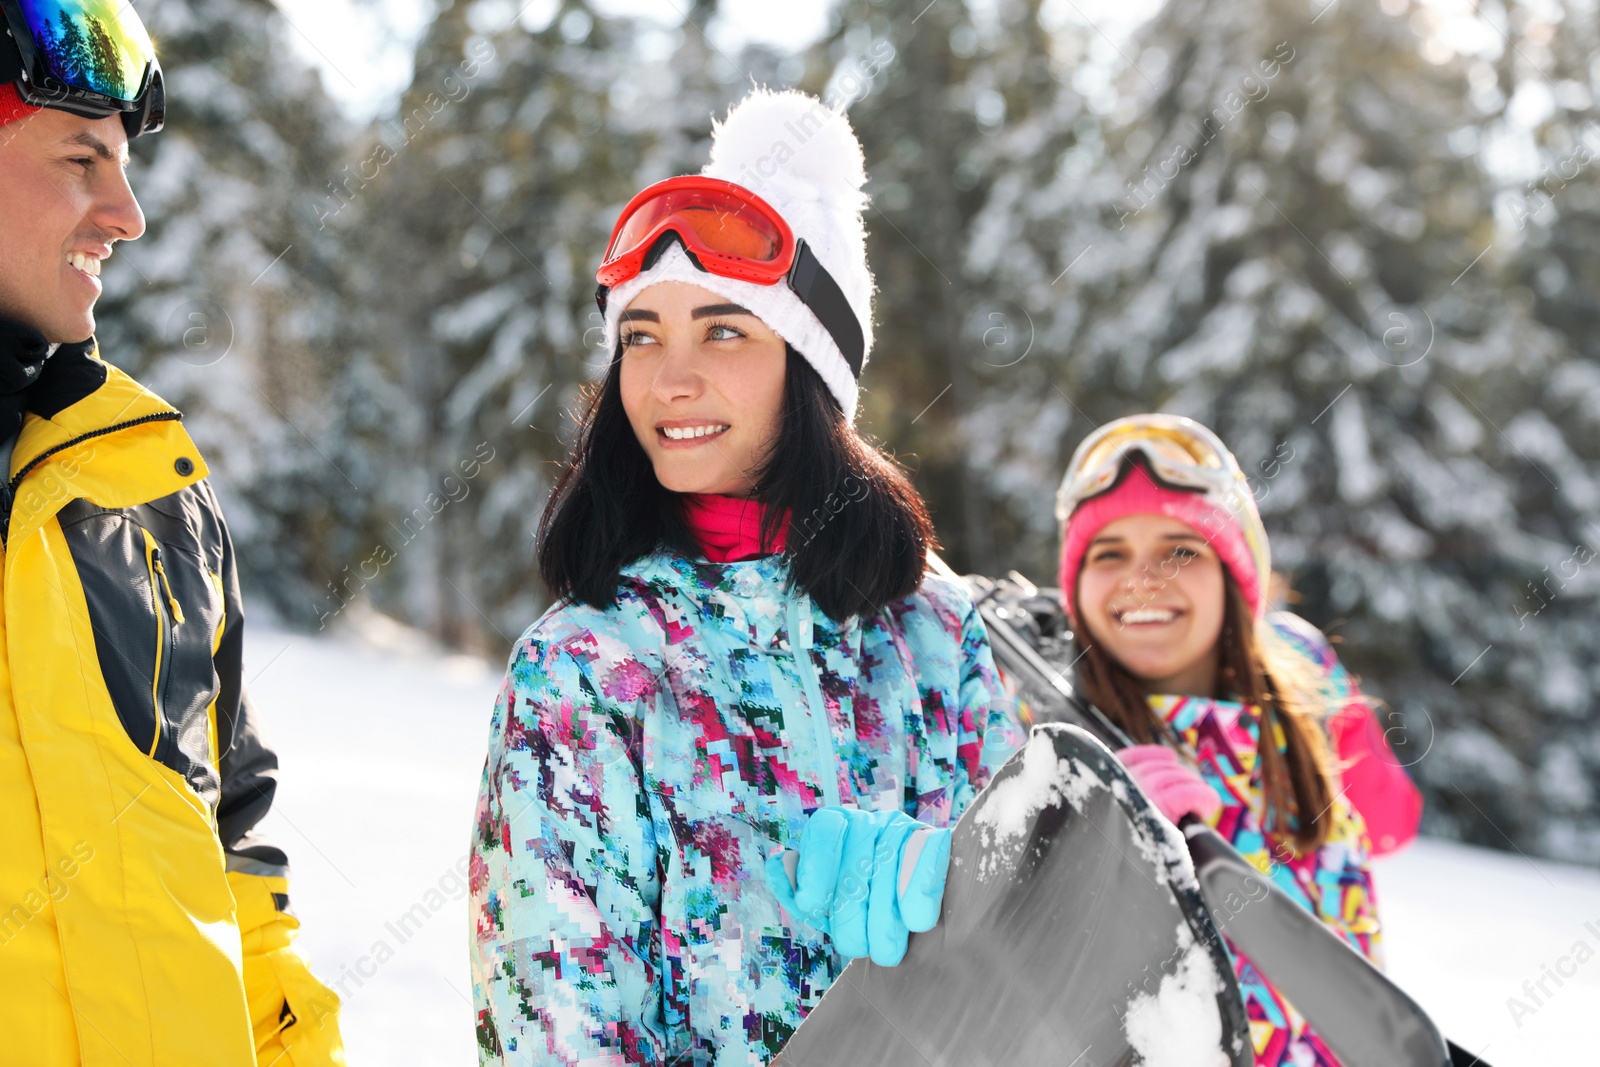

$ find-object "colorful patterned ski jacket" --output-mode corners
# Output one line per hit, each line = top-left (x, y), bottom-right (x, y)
(469, 551), (1024, 1066)
(1150, 612), (1384, 1067)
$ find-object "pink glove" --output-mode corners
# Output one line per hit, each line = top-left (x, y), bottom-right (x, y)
(1119, 744), (1223, 825)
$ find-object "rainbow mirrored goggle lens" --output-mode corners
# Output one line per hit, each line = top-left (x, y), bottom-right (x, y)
(8, 0), (157, 106)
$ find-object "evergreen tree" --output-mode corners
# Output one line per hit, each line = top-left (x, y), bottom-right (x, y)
(85, 17), (125, 95)
(34, 20), (59, 75)
(1472, 0), (1600, 860)
(53, 12), (91, 86)
(800, 0), (1064, 571)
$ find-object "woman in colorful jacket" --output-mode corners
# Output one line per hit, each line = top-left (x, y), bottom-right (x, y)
(1053, 414), (1421, 1066)
(469, 90), (1023, 1066)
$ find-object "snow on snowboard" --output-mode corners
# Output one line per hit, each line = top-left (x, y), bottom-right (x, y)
(772, 723), (1252, 1067)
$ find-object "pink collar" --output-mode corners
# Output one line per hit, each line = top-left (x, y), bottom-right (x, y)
(682, 494), (789, 563)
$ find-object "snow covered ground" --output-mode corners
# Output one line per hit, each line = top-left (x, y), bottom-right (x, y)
(1377, 839), (1600, 1065)
(248, 618), (1600, 1066)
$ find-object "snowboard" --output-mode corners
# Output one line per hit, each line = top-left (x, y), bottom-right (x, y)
(1184, 822), (1460, 1067)
(772, 722), (1253, 1067)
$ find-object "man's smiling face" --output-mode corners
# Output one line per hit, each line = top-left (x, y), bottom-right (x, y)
(0, 107), (146, 343)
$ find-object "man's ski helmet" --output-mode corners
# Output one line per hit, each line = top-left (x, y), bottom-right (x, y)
(0, 0), (164, 137)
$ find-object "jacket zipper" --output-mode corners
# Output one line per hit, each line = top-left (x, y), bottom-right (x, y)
(205, 568), (225, 782)
(789, 594), (842, 809)
(141, 530), (183, 758)
(0, 411), (183, 546)
(152, 548), (186, 624)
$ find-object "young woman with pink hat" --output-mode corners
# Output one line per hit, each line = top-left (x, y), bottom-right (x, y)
(1055, 413), (1422, 1066)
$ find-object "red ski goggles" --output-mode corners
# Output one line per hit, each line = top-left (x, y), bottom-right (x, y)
(595, 175), (864, 375)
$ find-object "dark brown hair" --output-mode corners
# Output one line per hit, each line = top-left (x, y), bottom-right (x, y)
(537, 344), (936, 621)
(1074, 572), (1337, 854)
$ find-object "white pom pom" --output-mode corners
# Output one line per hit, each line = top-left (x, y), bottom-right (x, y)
(703, 89), (868, 211)
(695, 87), (877, 409)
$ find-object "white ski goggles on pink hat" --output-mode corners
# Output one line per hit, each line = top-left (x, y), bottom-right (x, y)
(1056, 413), (1271, 586)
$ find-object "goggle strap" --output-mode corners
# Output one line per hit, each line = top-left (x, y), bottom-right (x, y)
(788, 240), (864, 378)
(594, 236), (866, 379)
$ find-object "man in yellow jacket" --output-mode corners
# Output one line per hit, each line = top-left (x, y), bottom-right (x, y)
(0, 5), (344, 1064)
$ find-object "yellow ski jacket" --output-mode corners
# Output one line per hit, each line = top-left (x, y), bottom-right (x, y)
(0, 337), (345, 1066)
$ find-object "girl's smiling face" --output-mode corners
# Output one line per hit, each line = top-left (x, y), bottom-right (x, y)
(1075, 513), (1227, 696)
(617, 281), (789, 497)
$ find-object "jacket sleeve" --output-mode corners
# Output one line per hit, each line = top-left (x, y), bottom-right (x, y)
(207, 483), (346, 1065)
(470, 638), (666, 1066)
(1325, 698), (1424, 856)
(1266, 612), (1422, 856)
(949, 598), (1026, 818)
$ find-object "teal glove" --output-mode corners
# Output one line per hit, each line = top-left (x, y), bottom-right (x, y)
(765, 807), (951, 967)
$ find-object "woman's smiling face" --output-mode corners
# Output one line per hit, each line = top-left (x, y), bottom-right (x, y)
(617, 281), (789, 497)
(1075, 513), (1227, 697)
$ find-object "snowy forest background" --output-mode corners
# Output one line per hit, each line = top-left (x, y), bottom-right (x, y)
(98, 0), (1600, 866)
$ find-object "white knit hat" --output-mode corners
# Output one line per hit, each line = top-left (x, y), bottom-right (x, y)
(600, 88), (876, 422)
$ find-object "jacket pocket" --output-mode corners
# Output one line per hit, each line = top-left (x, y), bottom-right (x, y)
(58, 494), (228, 809)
